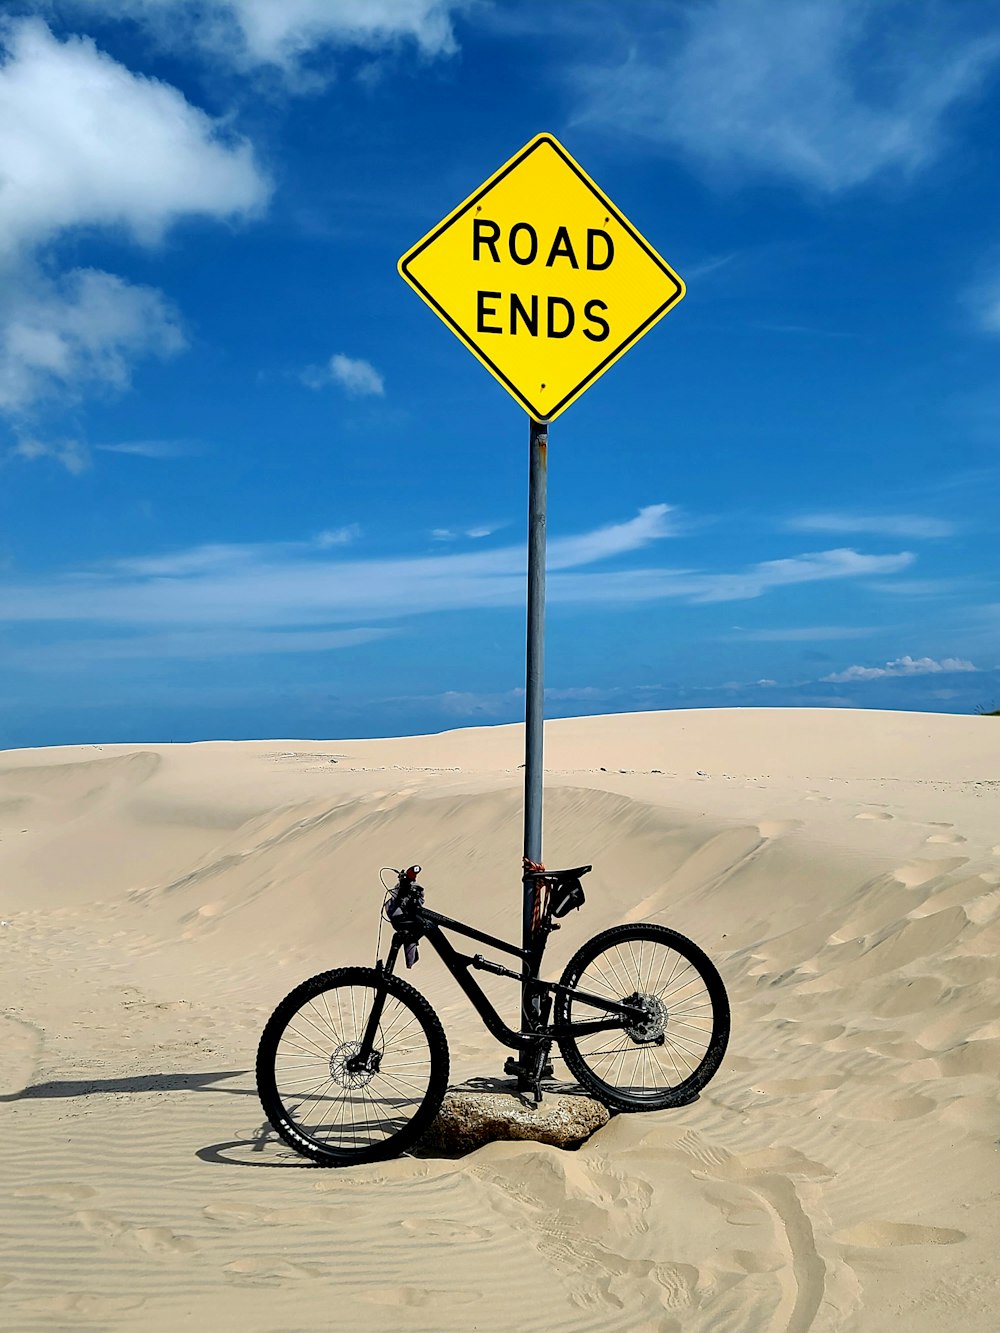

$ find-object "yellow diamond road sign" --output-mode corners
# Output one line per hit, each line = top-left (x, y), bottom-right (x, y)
(398, 133), (685, 422)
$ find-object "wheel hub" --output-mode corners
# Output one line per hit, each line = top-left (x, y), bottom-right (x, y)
(622, 992), (668, 1043)
(329, 1040), (380, 1088)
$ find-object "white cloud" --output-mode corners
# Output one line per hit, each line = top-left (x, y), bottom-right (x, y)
(10, 434), (89, 474)
(0, 19), (270, 426)
(788, 512), (955, 539)
(0, 19), (269, 257)
(303, 353), (385, 396)
(330, 354), (385, 397)
(572, 0), (1000, 192)
(0, 267), (184, 413)
(63, 0), (470, 77)
(316, 524), (361, 547)
(824, 655), (977, 682)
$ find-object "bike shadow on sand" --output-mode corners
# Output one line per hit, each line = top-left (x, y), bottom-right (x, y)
(197, 1119), (320, 1169)
(195, 1074), (610, 1171)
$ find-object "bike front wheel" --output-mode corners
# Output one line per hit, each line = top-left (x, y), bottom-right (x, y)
(256, 966), (449, 1166)
(555, 924), (729, 1112)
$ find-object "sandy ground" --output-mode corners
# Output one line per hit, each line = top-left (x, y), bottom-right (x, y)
(1, 707), (998, 1331)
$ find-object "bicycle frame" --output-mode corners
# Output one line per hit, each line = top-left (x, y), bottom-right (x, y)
(359, 899), (647, 1061)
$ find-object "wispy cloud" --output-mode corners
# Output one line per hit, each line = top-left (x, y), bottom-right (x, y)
(753, 323), (854, 339)
(0, 506), (914, 638)
(316, 524), (361, 548)
(719, 678), (779, 691)
(96, 439), (200, 459)
(788, 512), (956, 539)
(393, 683), (628, 719)
(62, 0), (472, 81)
(731, 625), (874, 642)
(683, 252), (738, 281)
(547, 505), (676, 569)
(824, 654), (977, 682)
(865, 578), (963, 598)
(302, 353), (385, 397)
(433, 688), (522, 718)
(967, 269), (1000, 333)
(4, 626), (394, 668)
(571, 0), (1000, 192)
(108, 529), (358, 577)
(676, 548), (913, 604)
(432, 524), (504, 542)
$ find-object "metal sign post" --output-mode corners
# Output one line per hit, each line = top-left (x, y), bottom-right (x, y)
(521, 418), (547, 1047)
(397, 131), (686, 1094)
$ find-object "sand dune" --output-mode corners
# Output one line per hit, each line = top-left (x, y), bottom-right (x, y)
(1, 708), (998, 1330)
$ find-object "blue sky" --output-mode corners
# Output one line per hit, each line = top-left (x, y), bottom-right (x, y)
(2, 0), (999, 748)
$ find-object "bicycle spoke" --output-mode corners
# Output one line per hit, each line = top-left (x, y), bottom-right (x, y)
(284, 1013), (334, 1055)
(624, 936), (642, 992)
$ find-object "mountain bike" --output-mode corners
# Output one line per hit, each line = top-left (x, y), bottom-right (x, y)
(257, 862), (730, 1166)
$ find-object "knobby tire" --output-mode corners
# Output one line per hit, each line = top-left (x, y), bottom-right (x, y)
(555, 923), (729, 1112)
(257, 966), (449, 1166)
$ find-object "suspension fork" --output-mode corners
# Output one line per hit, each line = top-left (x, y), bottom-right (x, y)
(356, 935), (402, 1062)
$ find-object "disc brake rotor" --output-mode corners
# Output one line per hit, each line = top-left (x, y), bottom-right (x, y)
(328, 1040), (379, 1089)
(622, 992), (668, 1043)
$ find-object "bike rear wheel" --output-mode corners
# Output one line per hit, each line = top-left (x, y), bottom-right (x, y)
(257, 966), (449, 1166)
(555, 924), (729, 1111)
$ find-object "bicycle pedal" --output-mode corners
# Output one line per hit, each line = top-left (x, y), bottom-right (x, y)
(504, 1058), (554, 1102)
(504, 1058), (554, 1077)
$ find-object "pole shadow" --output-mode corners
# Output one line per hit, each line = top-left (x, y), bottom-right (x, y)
(0, 1070), (251, 1102)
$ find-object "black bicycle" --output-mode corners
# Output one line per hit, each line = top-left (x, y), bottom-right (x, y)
(257, 862), (730, 1166)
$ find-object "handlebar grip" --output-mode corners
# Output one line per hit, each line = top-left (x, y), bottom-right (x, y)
(404, 864), (422, 882)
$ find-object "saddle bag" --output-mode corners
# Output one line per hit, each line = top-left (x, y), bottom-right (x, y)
(549, 875), (585, 917)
